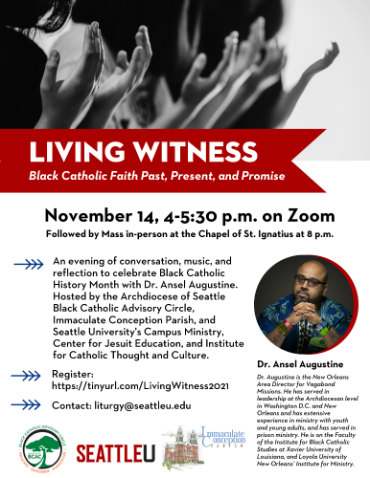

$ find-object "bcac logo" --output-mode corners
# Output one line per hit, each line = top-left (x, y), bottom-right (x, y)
(19, 426), (66, 472)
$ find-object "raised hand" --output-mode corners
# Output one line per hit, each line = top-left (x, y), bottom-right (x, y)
(94, 26), (152, 110)
(232, 17), (265, 81)
(200, 18), (267, 129)
(181, 33), (237, 106)
(134, 26), (153, 85)
(267, 42), (340, 128)
(77, 26), (152, 128)
(302, 42), (340, 80)
(203, 38), (286, 129)
(254, 40), (287, 87)
(36, 22), (104, 129)
(147, 33), (237, 129)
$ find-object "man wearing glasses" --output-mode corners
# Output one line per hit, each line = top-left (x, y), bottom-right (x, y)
(257, 260), (352, 354)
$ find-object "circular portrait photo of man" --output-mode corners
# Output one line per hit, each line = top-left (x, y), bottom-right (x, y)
(255, 255), (358, 355)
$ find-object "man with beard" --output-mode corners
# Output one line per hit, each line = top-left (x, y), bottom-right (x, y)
(257, 261), (352, 354)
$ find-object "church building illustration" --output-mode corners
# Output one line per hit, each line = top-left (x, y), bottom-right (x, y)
(164, 427), (200, 463)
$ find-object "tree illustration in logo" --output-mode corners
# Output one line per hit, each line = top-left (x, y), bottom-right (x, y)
(25, 435), (61, 469)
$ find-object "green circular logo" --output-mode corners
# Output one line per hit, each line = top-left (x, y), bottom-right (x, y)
(19, 427), (66, 472)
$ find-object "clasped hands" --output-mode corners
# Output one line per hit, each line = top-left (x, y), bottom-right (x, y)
(287, 302), (322, 327)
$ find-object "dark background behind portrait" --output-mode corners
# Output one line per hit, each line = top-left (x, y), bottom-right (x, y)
(254, 255), (354, 319)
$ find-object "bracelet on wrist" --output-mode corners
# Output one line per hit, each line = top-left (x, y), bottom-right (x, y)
(277, 322), (292, 337)
(313, 318), (329, 332)
(319, 325), (331, 337)
(282, 319), (294, 330)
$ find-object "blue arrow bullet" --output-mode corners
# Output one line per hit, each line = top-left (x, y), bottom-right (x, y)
(11, 399), (41, 410)
(11, 371), (41, 382)
(14, 259), (44, 270)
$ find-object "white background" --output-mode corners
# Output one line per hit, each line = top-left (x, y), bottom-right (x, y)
(1, 1), (369, 476)
(0, 162), (369, 476)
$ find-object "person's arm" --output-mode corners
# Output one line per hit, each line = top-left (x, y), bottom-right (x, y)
(35, 22), (104, 129)
(183, 17), (265, 129)
(147, 99), (194, 130)
(321, 327), (342, 346)
(212, 41), (339, 130)
(268, 42), (340, 128)
(148, 32), (236, 129)
(301, 301), (344, 349)
(266, 328), (287, 348)
(265, 302), (310, 348)
(78, 26), (153, 129)
(210, 40), (286, 129)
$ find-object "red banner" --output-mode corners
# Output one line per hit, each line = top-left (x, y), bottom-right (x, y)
(0, 129), (325, 193)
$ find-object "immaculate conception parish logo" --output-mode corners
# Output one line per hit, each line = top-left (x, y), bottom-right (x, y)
(19, 426), (66, 472)
(162, 426), (204, 471)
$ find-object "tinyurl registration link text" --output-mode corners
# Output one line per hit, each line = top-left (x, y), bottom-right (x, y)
(52, 380), (229, 392)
